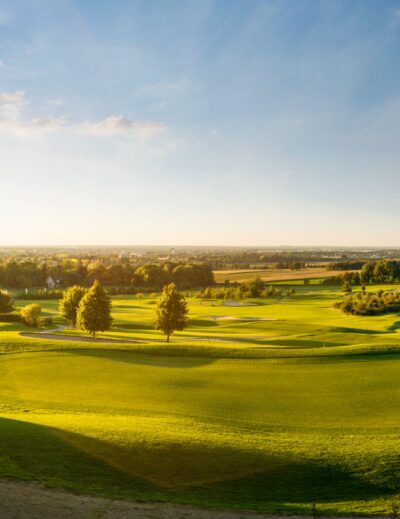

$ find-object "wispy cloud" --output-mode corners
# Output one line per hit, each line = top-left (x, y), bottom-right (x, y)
(79, 115), (168, 138)
(0, 90), (26, 116)
(0, 91), (167, 138)
(0, 117), (66, 136)
(0, 90), (65, 136)
(0, 58), (5, 67)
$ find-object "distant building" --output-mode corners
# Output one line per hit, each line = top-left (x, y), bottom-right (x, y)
(46, 276), (59, 289)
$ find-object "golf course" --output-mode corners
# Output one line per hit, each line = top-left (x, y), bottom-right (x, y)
(1, 283), (400, 515)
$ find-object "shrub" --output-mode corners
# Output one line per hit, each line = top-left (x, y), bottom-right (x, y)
(21, 304), (42, 327)
(335, 290), (400, 316)
(0, 290), (14, 314)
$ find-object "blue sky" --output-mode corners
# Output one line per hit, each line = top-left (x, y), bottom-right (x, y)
(1, 0), (400, 246)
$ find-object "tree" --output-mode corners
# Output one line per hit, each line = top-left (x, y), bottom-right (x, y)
(242, 277), (264, 298)
(360, 262), (374, 284)
(59, 285), (87, 327)
(343, 281), (352, 294)
(0, 290), (14, 314)
(155, 283), (188, 342)
(21, 304), (42, 327)
(77, 280), (112, 338)
(373, 260), (392, 283)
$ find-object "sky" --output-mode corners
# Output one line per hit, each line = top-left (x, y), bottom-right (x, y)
(1, 0), (400, 246)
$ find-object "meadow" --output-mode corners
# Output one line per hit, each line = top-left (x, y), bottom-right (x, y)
(2, 285), (400, 514)
(213, 266), (355, 284)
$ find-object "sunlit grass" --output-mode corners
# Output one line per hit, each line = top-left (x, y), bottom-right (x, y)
(2, 285), (400, 513)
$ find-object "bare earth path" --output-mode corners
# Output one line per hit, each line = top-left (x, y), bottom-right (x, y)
(0, 478), (301, 519)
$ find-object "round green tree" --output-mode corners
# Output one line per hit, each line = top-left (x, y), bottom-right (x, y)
(59, 285), (87, 327)
(155, 283), (188, 342)
(0, 290), (14, 314)
(77, 280), (112, 339)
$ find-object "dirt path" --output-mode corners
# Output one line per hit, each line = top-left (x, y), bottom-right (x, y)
(37, 325), (69, 334)
(0, 478), (302, 519)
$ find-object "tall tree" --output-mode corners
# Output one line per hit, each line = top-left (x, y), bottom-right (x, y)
(77, 280), (112, 339)
(155, 283), (188, 342)
(59, 285), (87, 327)
(0, 290), (14, 314)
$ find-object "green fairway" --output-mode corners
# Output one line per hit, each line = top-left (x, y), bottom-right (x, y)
(2, 286), (400, 514)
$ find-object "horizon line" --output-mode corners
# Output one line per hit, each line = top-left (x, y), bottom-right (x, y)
(0, 244), (400, 249)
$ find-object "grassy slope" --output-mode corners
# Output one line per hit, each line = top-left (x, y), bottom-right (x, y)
(1, 286), (400, 514)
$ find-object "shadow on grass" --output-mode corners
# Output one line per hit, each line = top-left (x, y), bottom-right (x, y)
(331, 325), (388, 335)
(261, 339), (347, 348)
(0, 416), (152, 499)
(112, 304), (147, 310)
(187, 319), (219, 327)
(61, 347), (216, 368)
(0, 416), (396, 512)
(387, 320), (400, 333)
(116, 322), (153, 330)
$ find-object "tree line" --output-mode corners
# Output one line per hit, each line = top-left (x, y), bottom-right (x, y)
(322, 260), (400, 286)
(327, 261), (365, 271)
(0, 259), (214, 290)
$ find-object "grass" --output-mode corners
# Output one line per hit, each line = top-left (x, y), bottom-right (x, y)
(2, 285), (400, 514)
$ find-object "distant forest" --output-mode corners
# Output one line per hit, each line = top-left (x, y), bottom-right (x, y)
(0, 258), (214, 291)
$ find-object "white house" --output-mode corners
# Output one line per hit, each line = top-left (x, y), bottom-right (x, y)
(46, 276), (58, 289)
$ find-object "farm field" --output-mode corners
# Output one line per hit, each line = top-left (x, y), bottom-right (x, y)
(2, 285), (400, 515)
(213, 266), (356, 284)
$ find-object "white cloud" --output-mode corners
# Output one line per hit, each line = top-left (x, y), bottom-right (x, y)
(0, 91), (25, 104)
(0, 59), (5, 68)
(0, 90), (28, 123)
(0, 90), (26, 119)
(0, 91), (168, 139)
(0, 117), (65, 137)
(79, 115), (168, 138)
(0, 90), (65, 136)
